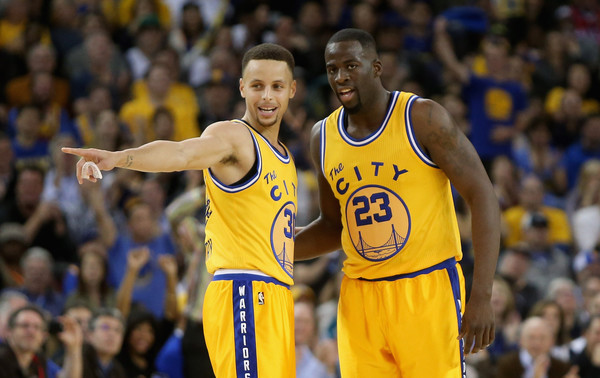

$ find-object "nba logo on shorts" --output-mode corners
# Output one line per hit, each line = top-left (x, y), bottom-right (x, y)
(258, 292), (265, 305)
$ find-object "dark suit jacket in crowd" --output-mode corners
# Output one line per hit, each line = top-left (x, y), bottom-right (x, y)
(495, 350), (572, 378)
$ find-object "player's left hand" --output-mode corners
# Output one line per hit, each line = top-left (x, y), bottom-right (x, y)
(459, 297), (495, 355)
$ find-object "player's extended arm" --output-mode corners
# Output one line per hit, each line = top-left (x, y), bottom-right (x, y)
(295, 121), (343, 261)
(412, 98), (500, 355)
(62, 121), (245, 184)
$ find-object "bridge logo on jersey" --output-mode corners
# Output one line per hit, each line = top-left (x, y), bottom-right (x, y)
(271, 201), (296, 277)
(345, 184), (410, 261)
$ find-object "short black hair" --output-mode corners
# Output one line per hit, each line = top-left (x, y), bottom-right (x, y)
(327, 28), (377, 54)
(241, 43), (295, 76)
(8, 304), (48, 330)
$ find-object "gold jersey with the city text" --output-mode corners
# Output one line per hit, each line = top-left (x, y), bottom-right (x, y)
(321, 91), (462, 279)
(204, 120), (297, 285)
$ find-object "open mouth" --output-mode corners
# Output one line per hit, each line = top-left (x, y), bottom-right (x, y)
(258, 106), (277, 116)
(338, 88), (355, 100)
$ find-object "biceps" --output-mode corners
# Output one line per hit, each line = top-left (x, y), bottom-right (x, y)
(182, 136), (235, 170)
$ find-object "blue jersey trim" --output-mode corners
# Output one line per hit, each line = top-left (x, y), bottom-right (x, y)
(338, 91), (399, 146)
(405, 95), (438, 168)
(207, 126), (262, 193)
(213, 273), (291, 289)
(445, 262), (466, 378)
(319, 118), (327, 176)
(236, 119), (291, 163)
(357, 257), (456, 281)
(233, 280), (258, 378)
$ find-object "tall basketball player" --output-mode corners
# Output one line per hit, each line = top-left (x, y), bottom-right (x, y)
(63, 43), (298, 378)
(295, 29), (500, 377)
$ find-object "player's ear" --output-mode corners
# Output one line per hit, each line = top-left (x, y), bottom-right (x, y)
(239, 78), (245, 98)
(373, 59), (382, 78)
(289, 80), (297, 99)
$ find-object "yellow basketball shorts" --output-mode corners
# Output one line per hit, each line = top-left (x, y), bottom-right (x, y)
(338, 258), (466, 378)
(202, 270), (295, 378)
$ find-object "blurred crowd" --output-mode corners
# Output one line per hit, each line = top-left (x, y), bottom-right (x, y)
(1, 0), (600, 377)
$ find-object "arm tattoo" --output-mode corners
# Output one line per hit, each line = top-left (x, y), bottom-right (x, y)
(125, 155), (134, 167)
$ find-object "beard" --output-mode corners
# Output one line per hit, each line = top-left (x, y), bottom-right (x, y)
(340, 93), (362, 114)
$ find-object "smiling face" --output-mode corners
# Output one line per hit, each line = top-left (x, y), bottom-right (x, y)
(325, 40), (381, 114)
(239, 59), (296, 129)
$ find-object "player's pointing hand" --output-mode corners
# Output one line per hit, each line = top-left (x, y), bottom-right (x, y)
(61, 147), (117, 184)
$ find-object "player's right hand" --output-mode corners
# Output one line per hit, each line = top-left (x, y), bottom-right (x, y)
(61, 147), (117, 184)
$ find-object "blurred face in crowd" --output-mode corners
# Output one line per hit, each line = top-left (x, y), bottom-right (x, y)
(294, 301), (316, 347)
(65, 306), (92, 335)
(552, 282), (578, 315)
(0, 295), (28, 340)
(520, 317), (554, 359)
(8, 310), (46, 354)
(80, 250), (106, 288)
(538, 303), (562, 338)
(127, 202), (157, 241)
(519, 176), (544, 210)
(89, 316), (124, 359)
(16, 107), (42, 141)
(16, 169), (44, 211)
(129, 321), (155, 356)
(28, 45), (55, 74)
(23, 255), (52, 295)
(586, 317), (600, 353)
(583, 277), (600, 311)
(147, 65), (171, 99)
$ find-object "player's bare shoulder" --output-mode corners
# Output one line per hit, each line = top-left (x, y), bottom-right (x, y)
(202, 120), (255, 165)
(409, 98), (460, 152)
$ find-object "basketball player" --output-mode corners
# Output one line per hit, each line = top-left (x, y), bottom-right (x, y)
(295, 29), (500, 377)
(63, 43), (298, 377)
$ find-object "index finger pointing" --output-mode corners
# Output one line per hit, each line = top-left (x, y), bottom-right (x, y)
(61, 147), (83, 157)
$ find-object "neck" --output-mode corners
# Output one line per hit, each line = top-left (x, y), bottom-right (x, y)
(346, 90), (391, 131)
(9, 342), (35, 370)
(97, 352), (114, 367)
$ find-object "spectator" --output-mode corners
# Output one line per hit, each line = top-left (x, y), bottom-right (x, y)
(529, 299), (572, 362)
(0, 290), (28, 342)
(497, 246), (541, 318)
(434, 17), (530, 169)
(107, 197), (177, 319)
(17, 247), (64, 317)
(502, 174), (572, 250)
(125, 15), (165, 81)
(512, 116), (563, 197)
(571, 314), (600, 377)
(9, 105), (50, 167)
(72, 84), (114, 147)
(295, 300), (335, 378)
(117, 310), (170, 377)
(0, 164), (77, 264)
(558, 114), (600, 191)
(496, 316), (574, 378)
(64, 30), (130, 101)
(520, 213), (572, 294)
(547, 277), (583, 342)
(83, 307), (127, 378)
(0, 222), (29, 287)
(119, 62), (199, 142)
(490, 155), (521, 211)
(0, 304), (82, 378)
(0, 133), (15, 203)
(5, 44), (70, 109)
(65, 242), (117, 311)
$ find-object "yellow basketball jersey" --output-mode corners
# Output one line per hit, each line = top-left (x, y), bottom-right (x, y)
(204, 120), (297, 285)
(321, 91), (462, 279)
